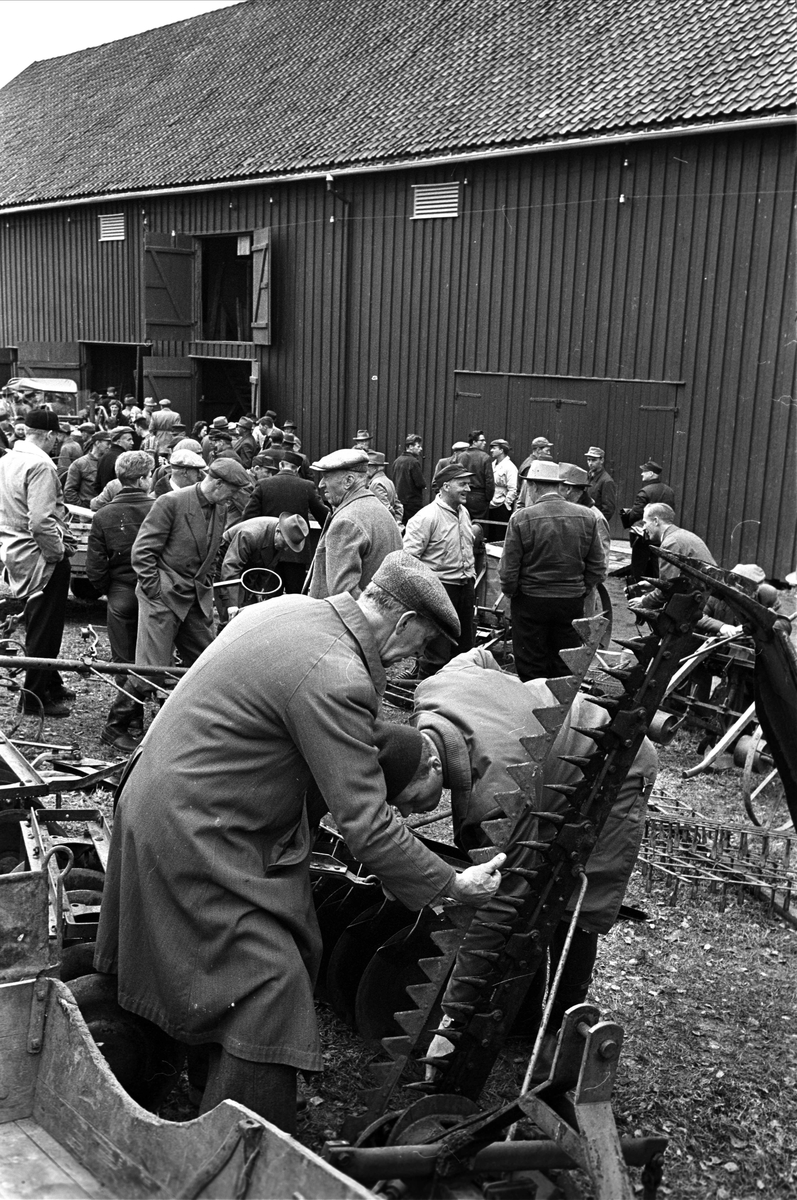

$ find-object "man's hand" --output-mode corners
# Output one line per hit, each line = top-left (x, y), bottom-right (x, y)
(719, 624), (743, 637)
(227, 606), (241, 620)
(448, 852), (506, 906)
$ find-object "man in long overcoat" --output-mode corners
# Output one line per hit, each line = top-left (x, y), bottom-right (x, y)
(306, 449), (402, 598)
(95, 551), (504, 1133)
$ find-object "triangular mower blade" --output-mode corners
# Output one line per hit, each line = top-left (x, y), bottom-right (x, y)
(406, 982), (440, 1008)
(532, 706), (569, 734)
(506, 761), (540, 791)
(419, 956), (448, 982)
(381, 1035), (412, 1061)
(492, 790), (530, 819)
(519, 734), (550, 762)
(545, 676), (580, 705)
(430, 929), (464, 953)
(480, 817), (516, 848)
(395, 1009), (428, 1038)
(468, 845), (500, 864)
(573, 614), (609, 646)
(558, 645), (595, 676)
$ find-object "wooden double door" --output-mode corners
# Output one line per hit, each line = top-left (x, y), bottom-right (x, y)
(453, 371), (682, 536)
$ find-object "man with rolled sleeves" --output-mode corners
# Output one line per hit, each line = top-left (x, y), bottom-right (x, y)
(500, 459), (606, 680)
(404, 461), (477, 676)
(306, 449), (402, 599)
(130, 457), (251, 688)
(584, 446), (617, 521)
(95, 550), (505, 1133)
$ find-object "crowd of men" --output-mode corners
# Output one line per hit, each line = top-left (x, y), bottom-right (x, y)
(1, 394), (732, 1134)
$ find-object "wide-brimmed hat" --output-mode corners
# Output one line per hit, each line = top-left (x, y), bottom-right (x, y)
(367, 451), (386, 466)
(558, 462), (589, 487)
(282, 450), (304, 468)
(353, 428), (371, 441)
(210, 416), (230, 431)
(522, 460), (560, 483)
(277, 512), (309, 552)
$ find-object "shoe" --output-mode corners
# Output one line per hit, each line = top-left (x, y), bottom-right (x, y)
(100, 728), (141, 753)
(55, 686), (76, 701)
(19, 699), (71, 718)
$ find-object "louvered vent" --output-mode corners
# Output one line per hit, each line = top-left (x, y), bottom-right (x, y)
(411, 183), (461, 219)
(99, 214), (125, 241)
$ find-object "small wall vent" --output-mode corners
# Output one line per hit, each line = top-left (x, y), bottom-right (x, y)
(411, 183), (461, 219)
(99, 213), (125, 241)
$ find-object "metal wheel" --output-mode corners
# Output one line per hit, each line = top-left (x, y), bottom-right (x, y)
(742, 726), (793, 831)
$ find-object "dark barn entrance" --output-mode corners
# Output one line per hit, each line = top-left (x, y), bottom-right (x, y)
(197, 358), (253, 422)
(83, 343), (140, 403)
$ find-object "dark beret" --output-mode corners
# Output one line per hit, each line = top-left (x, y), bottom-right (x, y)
(371, 550), (460, 644)
(25, 409), (60, 432)
(374, 721), (425, 801)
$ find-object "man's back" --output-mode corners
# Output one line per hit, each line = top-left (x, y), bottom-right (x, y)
(308, 487), (402, 598)
(500, 494), (605, 598)
(393, 453), (425, 503)
(244, 473), (327, 524)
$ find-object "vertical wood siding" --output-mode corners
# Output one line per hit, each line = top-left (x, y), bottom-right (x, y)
(0, 127), (793, 573)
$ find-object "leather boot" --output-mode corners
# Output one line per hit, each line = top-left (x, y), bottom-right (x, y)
(101, 690), (145, 753)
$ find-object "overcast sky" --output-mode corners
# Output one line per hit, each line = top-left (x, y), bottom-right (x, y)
(0, 0), (241, 91)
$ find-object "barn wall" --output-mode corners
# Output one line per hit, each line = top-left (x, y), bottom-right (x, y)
(0, 126), (794, 573)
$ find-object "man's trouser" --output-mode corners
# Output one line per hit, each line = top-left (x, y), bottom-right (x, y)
(510, 593), (585, 681)
(23, 557), (70, 706)
(198, 1045), (297, 1136)
(129, 590), (214, 698)
(420, 579), (475, 676)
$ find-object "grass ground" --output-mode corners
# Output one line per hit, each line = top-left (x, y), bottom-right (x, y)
(2, 587), (795, 1198)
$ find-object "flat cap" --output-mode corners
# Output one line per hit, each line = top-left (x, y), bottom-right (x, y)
(210, 416), (229, 431)
(490, 438), (511, 451)
(367, 450), (386, 466)
(24, 409), (61, 432)
(585, 446), (605, 458)
(171, 448), (206, 468)
(108, 426), (134, 443)
(451, 440), (469, 451)
(79, 422), (96, 433)
(522, 459), (561, 483)
(372, 550), (461, 644)
(640, 459), (663, 474)
(87, 430), (112, 448)
(730, 563), (766, 584)
(171, 437), (203, 455)
(311, 448), (369, 472)
(206, 458), (251, 488)
(158, 398), (172, 406)
(531, 436), (553, 448)
(558, 462), (589, 487)
(373, 720), (425, 801)
(433, 462), (473, 488)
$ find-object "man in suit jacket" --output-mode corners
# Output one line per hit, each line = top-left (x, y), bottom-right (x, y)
(130, 457), (251, 695)
(219, 513), (309, 614)
(306, 449), (402, 599)
(243, 451), (328, 592)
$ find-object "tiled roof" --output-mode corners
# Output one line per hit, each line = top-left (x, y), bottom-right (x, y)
(1, 0), (794, 207)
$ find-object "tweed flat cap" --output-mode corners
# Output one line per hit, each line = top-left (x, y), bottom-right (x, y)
(585, 446), (605, 458)
(531, 436), (553, 448)
(158, 398), (172, 407)
(730, 563), (766, 584)
(558, 462), (589, 487)
(311, 448), (369, 472)
(433, 462), (473, 488)
(371, 550), (461, 644)
(25, 409), (61, 432)
(640, 459), (663, 474)
(108, 426), (134, 443)
(172, 437), (203, 455)
(522, 459), (560, 483)
(171, 448), (206, 468)
(207, 458), (251, 488)
(87, 430), (112, 448)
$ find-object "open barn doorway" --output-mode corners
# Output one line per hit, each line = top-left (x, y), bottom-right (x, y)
(83, 343), (139, 404)
(197, 358), (253, 423)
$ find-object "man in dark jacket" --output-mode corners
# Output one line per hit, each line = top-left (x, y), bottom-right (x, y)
(243, 451), (328, 592)
(500, 460), (606, 680)
(621, 459), (676, 528)
(95, 426), (135, 490)
(86, 450), (155, 750)
(584, 446), (617, 521)
(392, 434), (427, 522)
(64, 431), (111, 506)
(232, 416), (258, 469)
(457, 429), (495, 521)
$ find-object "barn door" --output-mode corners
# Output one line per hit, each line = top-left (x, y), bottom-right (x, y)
(453, 372), (509, 439)
(141, 355), (195, 424)
(143, 233), (196, 341)
(251, 228), (271, 346)
(605, 382), (680, 529)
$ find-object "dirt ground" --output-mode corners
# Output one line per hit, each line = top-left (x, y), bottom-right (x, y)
(2, 577), (795, 1199)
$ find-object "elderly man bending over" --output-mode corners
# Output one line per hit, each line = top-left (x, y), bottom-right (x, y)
(95, 552), (504, 1134)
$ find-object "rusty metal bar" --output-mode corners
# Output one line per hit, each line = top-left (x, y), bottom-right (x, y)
(0, 654), (188, 679)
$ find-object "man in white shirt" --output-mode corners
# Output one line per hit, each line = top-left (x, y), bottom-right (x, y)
(487, 439), (518, 534)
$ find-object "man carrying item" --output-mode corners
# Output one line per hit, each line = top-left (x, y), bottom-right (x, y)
(584, 446), (617, 521)
(306, 449), (402, 599)
(409, 648), (657, 1075)
(627, 503), (715, 615)
(487, 439), (518, 531)
(86, 451), (155, 750)
(392, 434), (427, 522)
(404, 461), (476, 676)
(219, 513), (309, 617)
(500, 460), (606, 680)
(243, 450), (328, 593)
(0, 409), (75, 716)
(620, 459), (676, 528)
(94, 551), (505, 1134)
(130, 457), (251, 689)
(367, 451), (403, 524)
(64, 430), (112, 506)
(457, 429), (495, 521)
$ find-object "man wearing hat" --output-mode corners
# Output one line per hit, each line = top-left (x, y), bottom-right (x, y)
(352, 428), (372, 450)
(57, 423), (85, 481)
(129, 457), (252, 693)
(0, 409), (76, 716)
(516, 436), (554, 507)
(306, 449), (402, 599)
(433, 440), (469, 484)
(202, 416), (233, 463)
(457, 430), (495, 521)
(95, 550), (505, 1132)
(243, 452), (328, 593)
(404, 461), (477, 675)
(254, 410), (277, 450)
(392, 434), (427, 522)
(64, 430), (112, 506)
(621, 460), (676, 529)
(96, 426), (135, 490)
(147, 401), (182, 454)
(500, 459), (606, 681)
(153, 446), (206, 497)
(219, 513), (309, 616)
(232, 416), (258, 470)
(367, 451), (403, 523)
(488, 439), (518, 530)
(584, 447), (616, 521)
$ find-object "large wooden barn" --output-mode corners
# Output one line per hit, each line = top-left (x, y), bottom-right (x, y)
(0, 0), (794, 573)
